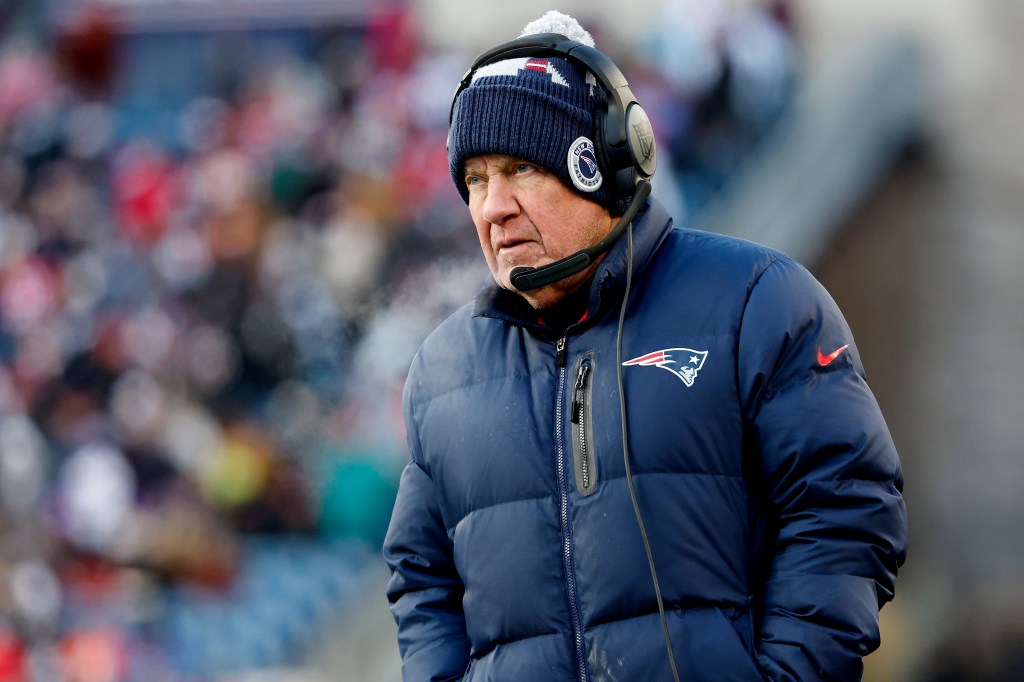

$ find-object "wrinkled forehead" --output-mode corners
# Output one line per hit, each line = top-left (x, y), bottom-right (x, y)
(462, 153), (527, 173)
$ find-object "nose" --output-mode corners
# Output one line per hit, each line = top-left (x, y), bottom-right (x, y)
(480, 174), (520, 226)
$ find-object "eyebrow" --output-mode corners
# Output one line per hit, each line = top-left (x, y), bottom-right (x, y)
(465, 156), (529, 174)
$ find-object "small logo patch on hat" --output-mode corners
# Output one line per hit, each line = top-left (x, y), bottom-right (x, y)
(567, 136), (602, 193)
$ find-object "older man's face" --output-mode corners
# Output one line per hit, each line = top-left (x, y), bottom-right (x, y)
(464, 153), (615, 310)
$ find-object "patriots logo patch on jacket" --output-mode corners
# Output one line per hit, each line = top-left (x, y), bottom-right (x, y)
(623, 348), (708, 387)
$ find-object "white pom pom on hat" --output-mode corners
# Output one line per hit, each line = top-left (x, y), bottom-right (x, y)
(518, 10), (595, 47)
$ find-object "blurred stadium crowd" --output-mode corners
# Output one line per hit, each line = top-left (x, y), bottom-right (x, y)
(0, 2), (797, 680)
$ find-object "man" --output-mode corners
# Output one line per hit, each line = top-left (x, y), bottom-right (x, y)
(384, 11), (907, 682)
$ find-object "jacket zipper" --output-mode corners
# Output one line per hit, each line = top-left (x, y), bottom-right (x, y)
(571, 355), (597, 496)
(555, 336), (588, 682)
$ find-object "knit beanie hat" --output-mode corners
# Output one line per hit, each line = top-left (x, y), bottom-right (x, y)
(448, 11), (612, 209)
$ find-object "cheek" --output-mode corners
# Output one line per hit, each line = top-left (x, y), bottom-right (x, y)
(471, 215), (497, 265)
(543, 211), (596, 258)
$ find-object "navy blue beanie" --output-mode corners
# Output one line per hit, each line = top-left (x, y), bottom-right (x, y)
(448, 55), (611, 208)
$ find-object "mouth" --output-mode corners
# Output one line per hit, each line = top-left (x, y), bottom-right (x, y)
(496, 238), (535, 256)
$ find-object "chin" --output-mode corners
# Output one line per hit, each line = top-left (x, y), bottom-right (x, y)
(520, 288), (563, 311)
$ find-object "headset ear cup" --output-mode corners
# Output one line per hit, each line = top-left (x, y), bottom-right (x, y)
(625, 102), (657, 182)
(594, 99), (636, 206)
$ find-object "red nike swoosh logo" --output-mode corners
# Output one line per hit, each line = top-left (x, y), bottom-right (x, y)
(817, 344), (849, 366)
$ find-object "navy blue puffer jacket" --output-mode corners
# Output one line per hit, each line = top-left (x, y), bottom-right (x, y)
(384, 197), (908, 682)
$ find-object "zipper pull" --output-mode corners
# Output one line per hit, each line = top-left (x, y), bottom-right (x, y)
(571, 363), (589, 424)
(556, 337), (567, 368)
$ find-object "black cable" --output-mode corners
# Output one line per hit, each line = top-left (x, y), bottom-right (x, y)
(615, 215), (682, 682)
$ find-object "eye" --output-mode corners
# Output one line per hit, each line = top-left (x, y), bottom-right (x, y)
(514, 162), (535, 174)
(464, 173), (484, 189)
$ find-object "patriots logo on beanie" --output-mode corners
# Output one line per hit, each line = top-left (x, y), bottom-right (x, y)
(448, 11), (611, 208)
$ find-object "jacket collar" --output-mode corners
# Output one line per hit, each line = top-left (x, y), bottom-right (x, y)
(472, 196), (674, 331)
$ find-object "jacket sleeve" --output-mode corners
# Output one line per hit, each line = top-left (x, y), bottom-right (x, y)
(383, 435), (470, 680)
(737, 257), (908, 682)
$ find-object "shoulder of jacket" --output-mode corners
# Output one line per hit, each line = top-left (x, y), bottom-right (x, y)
(653, 226), (798, 288)
(678, 226), (788, 260)
(413, 300), (478, 365)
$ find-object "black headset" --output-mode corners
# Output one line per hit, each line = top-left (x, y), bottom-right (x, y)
(449, 33), (658, 291)
(450, 32), (657, 206)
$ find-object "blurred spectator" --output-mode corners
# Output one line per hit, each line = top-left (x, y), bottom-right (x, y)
(54, 4), (120, 98)
(645, 0), (798, 213)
